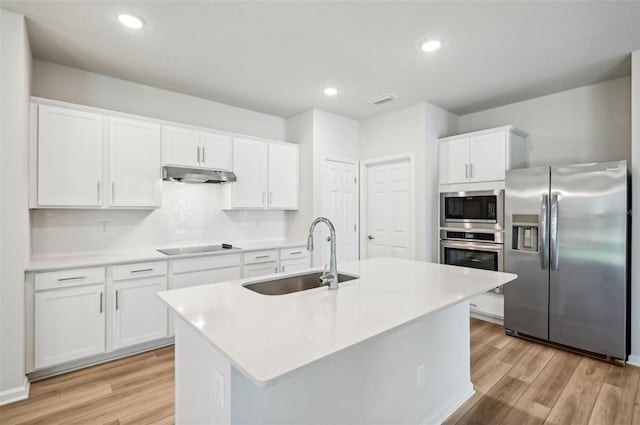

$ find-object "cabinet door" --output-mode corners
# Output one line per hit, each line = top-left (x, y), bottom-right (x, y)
(109, 117), (161, 207)
(469, 132), (506, 182)
(37, 105), (104, 207)
(268, 143), (299, 209)
(200, 132), (232, 171)
(112, 276), (168, 350)
(280, 258), (311, 274)
(35, 285), (105, 369)
(163, 126), (200, 167)
(244, 262), (279, 278)
(438, 138), (469, 185)
(231, 138), (268, 208)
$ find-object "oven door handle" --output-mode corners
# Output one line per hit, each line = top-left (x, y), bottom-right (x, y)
(440, 240), (503, 252)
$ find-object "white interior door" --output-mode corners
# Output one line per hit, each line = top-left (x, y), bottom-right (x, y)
(365, 159), (413, 259)
(322, 160), (358, 265)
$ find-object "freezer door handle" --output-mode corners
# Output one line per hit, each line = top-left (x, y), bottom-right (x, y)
(550, 193), (559, 270)
(540, 194), (549, 270)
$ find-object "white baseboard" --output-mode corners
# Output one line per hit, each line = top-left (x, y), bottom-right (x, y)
(0, 376), (30, 406)
(423, 383), (475, 425)
(628, 354), (640, 367)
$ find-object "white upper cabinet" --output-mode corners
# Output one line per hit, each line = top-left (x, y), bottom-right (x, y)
(438, 137), (469, 185)
(162, 126), (201, 168)
(162, 126), (232, 171)
(438, 126), (527, 187)
(230, 137), (269, 208)
(200, 132), (232, 171)
(226, 138), (299, 210)
(37, 105), (104, 207)
(268, 143), (299, 209)
(108, 117), (162, 208)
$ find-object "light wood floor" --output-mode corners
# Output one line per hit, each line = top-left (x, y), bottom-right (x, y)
(1, 319), (638, 425)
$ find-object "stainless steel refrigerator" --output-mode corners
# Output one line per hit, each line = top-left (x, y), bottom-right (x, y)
(504, 160), (629, 360)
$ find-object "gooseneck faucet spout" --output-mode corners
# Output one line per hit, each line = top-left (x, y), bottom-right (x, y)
(307, 217), (338, 290)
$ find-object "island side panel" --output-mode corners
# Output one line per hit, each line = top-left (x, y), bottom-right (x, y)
(230, 301), (473, 425)
(175, 317), (231, 425)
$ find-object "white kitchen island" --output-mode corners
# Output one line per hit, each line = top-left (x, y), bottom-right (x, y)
(159, 257), (517, 425)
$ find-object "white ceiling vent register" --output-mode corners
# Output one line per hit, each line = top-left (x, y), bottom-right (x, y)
(368, 94), (397, 105)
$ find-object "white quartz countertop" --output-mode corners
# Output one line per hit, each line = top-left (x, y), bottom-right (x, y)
(26, 239), (307, 272)
(158, 257), (517, 387)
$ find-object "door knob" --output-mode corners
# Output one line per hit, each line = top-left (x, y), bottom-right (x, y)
(368, 235), (375, 240)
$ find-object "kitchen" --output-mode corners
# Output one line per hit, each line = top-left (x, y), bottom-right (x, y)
(1, 2), (640, 425)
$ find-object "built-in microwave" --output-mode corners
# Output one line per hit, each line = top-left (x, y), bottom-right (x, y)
(439, 190), (504, 230)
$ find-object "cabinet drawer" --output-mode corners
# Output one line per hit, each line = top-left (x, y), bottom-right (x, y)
(112, 261), (167, 281)
(280, 258), (311, 274)
(35, 267), (106, 291)
(279, 247), (309, 261)
(172, 254), (241, 274)
(469, 293), (504, 318)
(244, 262), (278, 278)
(244, 250), (278, 265)
(171, 266), (241, 290)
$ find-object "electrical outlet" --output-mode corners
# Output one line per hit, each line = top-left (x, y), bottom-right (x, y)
(416, 363), (426, 387)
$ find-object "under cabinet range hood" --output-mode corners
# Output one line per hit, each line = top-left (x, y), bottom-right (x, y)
(162, 166), (236, 184)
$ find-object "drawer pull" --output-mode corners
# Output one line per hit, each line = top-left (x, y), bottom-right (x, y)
(130, 268), (153, 273)
(57, 276), (86, 282)
(115, 290), (119, 310)
(255, 255), (270, 259)
(290, 251), (302, 255)
(470, 303), (478, 308)
(99, 292), (103, 313)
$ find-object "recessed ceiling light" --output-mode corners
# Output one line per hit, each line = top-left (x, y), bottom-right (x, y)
(419, 39), (442, 53)
(323, 87), (339, 96)
(117, 13), (145, 29)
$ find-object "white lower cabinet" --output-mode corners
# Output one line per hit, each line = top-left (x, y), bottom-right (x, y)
(469, 292), (504, 320)
(280, 258), (311, 273)
(244, 262), (279, 278)
(35, 285), (106, 369)
(112, 276), (168, 350)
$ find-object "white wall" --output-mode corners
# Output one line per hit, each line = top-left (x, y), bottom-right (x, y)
(631, 51), (640, 366)
(359, 103), (458, 262)
(459, 77), (631, 166)
(28, 61), (291, 256)
(0, 9), (31, 403)
(32, 60), (286, 141)
(31, 183), (286, 256)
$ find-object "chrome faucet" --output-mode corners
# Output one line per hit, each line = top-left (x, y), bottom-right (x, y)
(307, 217), (338, 290)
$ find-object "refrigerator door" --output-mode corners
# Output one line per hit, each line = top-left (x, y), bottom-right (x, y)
(549, 161), (627, 358)
(504, 167), (550, 340)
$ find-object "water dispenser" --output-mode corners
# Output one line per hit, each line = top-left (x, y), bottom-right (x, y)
(512, 214), (539, 252)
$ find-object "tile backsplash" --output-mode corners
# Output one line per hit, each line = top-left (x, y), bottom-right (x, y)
(30, 182), (287, 256)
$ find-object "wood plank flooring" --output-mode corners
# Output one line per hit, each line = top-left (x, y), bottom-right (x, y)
(1, 319), (638, 425)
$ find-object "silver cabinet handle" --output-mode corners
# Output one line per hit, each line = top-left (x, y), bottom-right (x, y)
(262, 191), (266, 205)
(469, 163), (473, 178)
(274, 266), (278, 273)
(255, 255), (270, 259)
(111, 182), (115, 203)
(202, 147), (206, 164)
(268, 192), (272, 205)
(97, 181), (101, 203)
(197, 146), (201, 164)
(131, 268), (153, 273)
(99, 292), (103, 313)
(367, 235), (374, 240)
(469, 303), (478, 308)
(290, 251), (302, 255)
(115, 289), (119, 310)
(550, 193), (560, 270)
(57, 276), (86, 282)
(465, 164), (469, 179)
(540, 194), (549, 270)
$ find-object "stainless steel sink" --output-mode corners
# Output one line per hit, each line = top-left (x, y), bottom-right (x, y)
(243, 272), (358, 295)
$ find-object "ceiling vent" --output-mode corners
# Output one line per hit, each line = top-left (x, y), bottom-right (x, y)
(368, 94), (397, 105)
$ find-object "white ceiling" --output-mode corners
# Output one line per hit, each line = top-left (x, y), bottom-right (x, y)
(2, 1), (640, 119)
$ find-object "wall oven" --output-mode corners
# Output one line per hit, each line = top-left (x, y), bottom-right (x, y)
(439, 230), (504, 294)
(440, 190), (504, 230)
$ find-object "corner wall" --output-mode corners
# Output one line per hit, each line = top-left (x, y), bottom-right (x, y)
(631, 51), (640, 366)
(0, 9), (31, 404)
